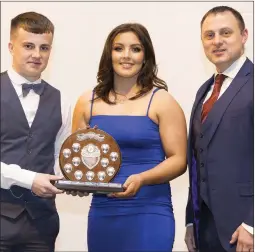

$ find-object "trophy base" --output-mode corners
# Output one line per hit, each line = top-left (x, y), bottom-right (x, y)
(55, 180), (124, 194)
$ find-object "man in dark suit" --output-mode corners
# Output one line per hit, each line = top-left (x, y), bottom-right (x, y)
(184, 6), (253, 252)
(0, 12), (71, 251)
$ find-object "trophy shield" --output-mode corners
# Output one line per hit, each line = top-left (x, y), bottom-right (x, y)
(55, 128), (123, 194)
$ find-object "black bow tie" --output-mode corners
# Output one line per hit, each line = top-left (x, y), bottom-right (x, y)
(22, 83), (45, 97)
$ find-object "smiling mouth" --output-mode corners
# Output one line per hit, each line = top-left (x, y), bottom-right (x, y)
(120, 63), (134, 68)
(213, 49), (226, 53)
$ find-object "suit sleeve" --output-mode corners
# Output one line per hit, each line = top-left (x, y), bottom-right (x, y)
(244, 91), (254, 228)
(186, 187), (194, 225)
(243, 199), (254, 227)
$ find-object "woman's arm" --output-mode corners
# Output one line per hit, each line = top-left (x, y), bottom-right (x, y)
(140, 89), (187, 185)
(72, 91), (92, 133)
(111, 90), (187, 198)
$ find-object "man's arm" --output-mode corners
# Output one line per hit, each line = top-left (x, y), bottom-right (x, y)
(1, 162), (62, 197)
(185, 187), (197, 252)
(186, 187), (194, 225)
(242, 203), (254, 234)
(1, 162), (36, 189)
(53, 95), (72, 176)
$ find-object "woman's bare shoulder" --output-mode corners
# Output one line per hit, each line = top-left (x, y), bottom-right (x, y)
(75, 89), (93, 106)
(154, 88), (184, 114)
(80, 89), (94, 101)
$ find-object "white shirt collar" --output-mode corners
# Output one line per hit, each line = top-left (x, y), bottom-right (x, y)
(7, 67), (42, 97)
(7, 67), (42, 86)
(215, 54), (247, 80)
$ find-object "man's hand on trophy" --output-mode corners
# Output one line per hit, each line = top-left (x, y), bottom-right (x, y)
(65, 190), (89, 197)
(108, 174), (143, 198)
(31, 173), (63, 197)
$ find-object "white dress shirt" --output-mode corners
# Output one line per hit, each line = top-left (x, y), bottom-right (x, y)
(187, 54), (253, 234)
(1, 68), (72, 190)
(203, 54), (247, 103)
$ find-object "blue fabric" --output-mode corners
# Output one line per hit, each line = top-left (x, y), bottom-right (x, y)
(87, 93), (175, 251)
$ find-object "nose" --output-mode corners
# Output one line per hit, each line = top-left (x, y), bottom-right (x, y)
(122, 48), (131, 58)
(31, 48), (41, 59)
(212, 34), (223, 46)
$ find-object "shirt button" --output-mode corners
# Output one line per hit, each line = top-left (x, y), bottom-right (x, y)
(27, 149), (32, 154)
(200, 163), (204, 168)
(28, 133), (33, 138)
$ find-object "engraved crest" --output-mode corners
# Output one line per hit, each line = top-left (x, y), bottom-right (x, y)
(81, 144), (101, 169)
(76, 132), (105, 142)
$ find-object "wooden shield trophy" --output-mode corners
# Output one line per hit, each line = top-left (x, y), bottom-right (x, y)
(55, 127), (123, 194)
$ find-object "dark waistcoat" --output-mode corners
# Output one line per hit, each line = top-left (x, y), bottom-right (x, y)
(1, 71), (62, 219)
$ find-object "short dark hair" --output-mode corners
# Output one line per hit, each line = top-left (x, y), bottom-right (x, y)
(201, 6), (245, 32)
(11, 12), (54, 38)
(94, 23), (167, 104)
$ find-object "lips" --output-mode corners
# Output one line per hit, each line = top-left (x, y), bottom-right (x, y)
(212, 49), (226, 53)
(120, 63), (134, 69)
(28, 62), (41, 65)
(120, 62), (134, 65)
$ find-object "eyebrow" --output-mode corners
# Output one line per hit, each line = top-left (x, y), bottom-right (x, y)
(113, 43), (142, 47)
(203, 27), (233, 33)
(22, 41), (51, 47)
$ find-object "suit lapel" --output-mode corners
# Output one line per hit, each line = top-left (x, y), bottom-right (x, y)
(203, 59), (253, 147)
(188, 76), (214, 165)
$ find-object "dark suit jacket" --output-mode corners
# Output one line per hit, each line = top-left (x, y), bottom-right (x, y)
(186, 58), (254, 250)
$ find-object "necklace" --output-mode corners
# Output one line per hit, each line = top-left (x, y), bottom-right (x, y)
(112, 89), (136, 104)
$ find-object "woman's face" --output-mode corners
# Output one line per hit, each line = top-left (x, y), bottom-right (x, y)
(111, 31), (145, 79)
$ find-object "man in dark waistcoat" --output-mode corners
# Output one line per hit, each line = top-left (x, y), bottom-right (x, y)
(1, 12), (71, 251)
(184, 6), (253, 252)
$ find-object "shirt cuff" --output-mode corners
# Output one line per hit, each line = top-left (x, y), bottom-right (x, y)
(242, 223), (254, 235)
(1, 164), (36, 190)
(16, 169), (36, 190)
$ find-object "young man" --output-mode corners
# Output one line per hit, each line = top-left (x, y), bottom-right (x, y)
(185, 6), (253, 252)
(1, 12), (71, 251)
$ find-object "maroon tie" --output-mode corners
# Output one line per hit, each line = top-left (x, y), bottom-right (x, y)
(201, 74), (226, 123)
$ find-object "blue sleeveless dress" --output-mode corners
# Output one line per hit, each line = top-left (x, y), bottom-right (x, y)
(87, 89), (175, 252)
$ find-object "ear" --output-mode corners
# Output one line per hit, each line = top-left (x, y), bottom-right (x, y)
(8, 41), (14, 56)
(241, 28), (248, 44)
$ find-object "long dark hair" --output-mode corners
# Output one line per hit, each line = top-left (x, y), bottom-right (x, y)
(94, 23), (167, 104)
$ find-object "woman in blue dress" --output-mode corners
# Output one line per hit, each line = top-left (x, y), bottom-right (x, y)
(72, 23), (187, 252)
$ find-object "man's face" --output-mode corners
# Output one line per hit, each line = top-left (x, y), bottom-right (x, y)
(201, 11), (248, 72)
(9, 28), (53, 81)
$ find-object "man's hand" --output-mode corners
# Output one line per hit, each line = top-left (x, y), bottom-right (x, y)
(185, 225), (197, 252)
(65, 190), (89, 197)
(230, 225), (254, 252)
(108, 174), (143, 198)
(31, 173), (63, 197)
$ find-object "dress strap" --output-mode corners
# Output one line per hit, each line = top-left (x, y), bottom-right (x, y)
(90, 90), (95, 119)
(146, 88), (161, 116)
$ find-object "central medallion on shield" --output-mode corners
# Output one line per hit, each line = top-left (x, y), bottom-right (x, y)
(81, 143), (101, 169)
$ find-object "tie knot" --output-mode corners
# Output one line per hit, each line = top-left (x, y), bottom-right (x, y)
(215, 74), (226, 87)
